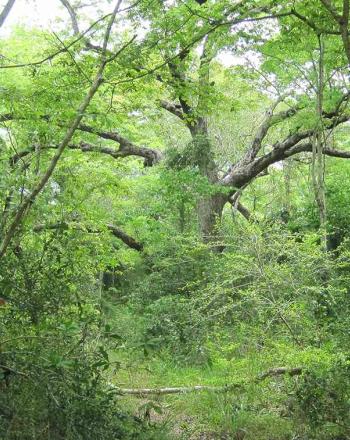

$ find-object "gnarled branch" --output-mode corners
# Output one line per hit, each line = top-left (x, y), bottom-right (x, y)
(77, 125), (162, 166)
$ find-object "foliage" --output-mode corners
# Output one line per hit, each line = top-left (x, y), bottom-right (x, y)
(2, 0), (350, 438)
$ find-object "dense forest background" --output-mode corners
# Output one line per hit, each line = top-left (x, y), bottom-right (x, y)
(1, 0), (350, 438)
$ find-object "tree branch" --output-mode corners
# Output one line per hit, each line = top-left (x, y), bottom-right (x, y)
(291, 7), (341, 35)
(111, 366), (303, 396)
(320, 0), (342, 22)
(33, 222), (143, 251)
(245, 97), (300, 161)
(0, 1), (123, 259)
(285, 142), (350, 159)
(106, 224), (143, 251)
(10, 140), (162, 167)
(222, 113), (350, 188)
(77, 126), (162, 166)
(160, 100), (185, 120)
(0, 0), (15, 28)
(236, 202), (253, 222)
(0, 14), (113, 69)
(60, 0), (79, 35)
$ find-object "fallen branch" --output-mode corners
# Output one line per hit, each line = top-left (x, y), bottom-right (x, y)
(113, 384), (241, 395)
(111, 366), (303, 396)
(256, 366), (303, 381)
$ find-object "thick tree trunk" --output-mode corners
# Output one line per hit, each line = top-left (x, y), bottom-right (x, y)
(190, 118), (227, 243)
(197, 192), (226, 243)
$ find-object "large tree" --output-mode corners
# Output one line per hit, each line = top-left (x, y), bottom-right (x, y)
(1, 0), (350, 253)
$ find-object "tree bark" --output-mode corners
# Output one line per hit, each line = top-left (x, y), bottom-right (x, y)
(197, 193), (227, 243)
(190, 119), (227, 243)
(0, 0), (15, 28)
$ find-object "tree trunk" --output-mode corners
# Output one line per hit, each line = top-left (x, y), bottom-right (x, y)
(197, 192), (226, 243)
(190, 118), (227, 244)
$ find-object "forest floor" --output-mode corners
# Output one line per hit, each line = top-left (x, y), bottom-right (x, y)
(110, 345), (321, 439)
(105, 304), (337, 439)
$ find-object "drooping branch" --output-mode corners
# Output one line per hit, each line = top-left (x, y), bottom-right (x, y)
(33, 222), (143, 251)
(0, 0), (15, 28)
(111, 366), (303, 396)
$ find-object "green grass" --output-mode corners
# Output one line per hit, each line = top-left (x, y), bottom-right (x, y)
(108, 340), (339, 439)
(105, 305), (343, 439)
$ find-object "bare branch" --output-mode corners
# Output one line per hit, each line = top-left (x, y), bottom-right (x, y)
(0, 0), (15, 28)
(111, 366), (303, 396)
(60, 0), (79, 35)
